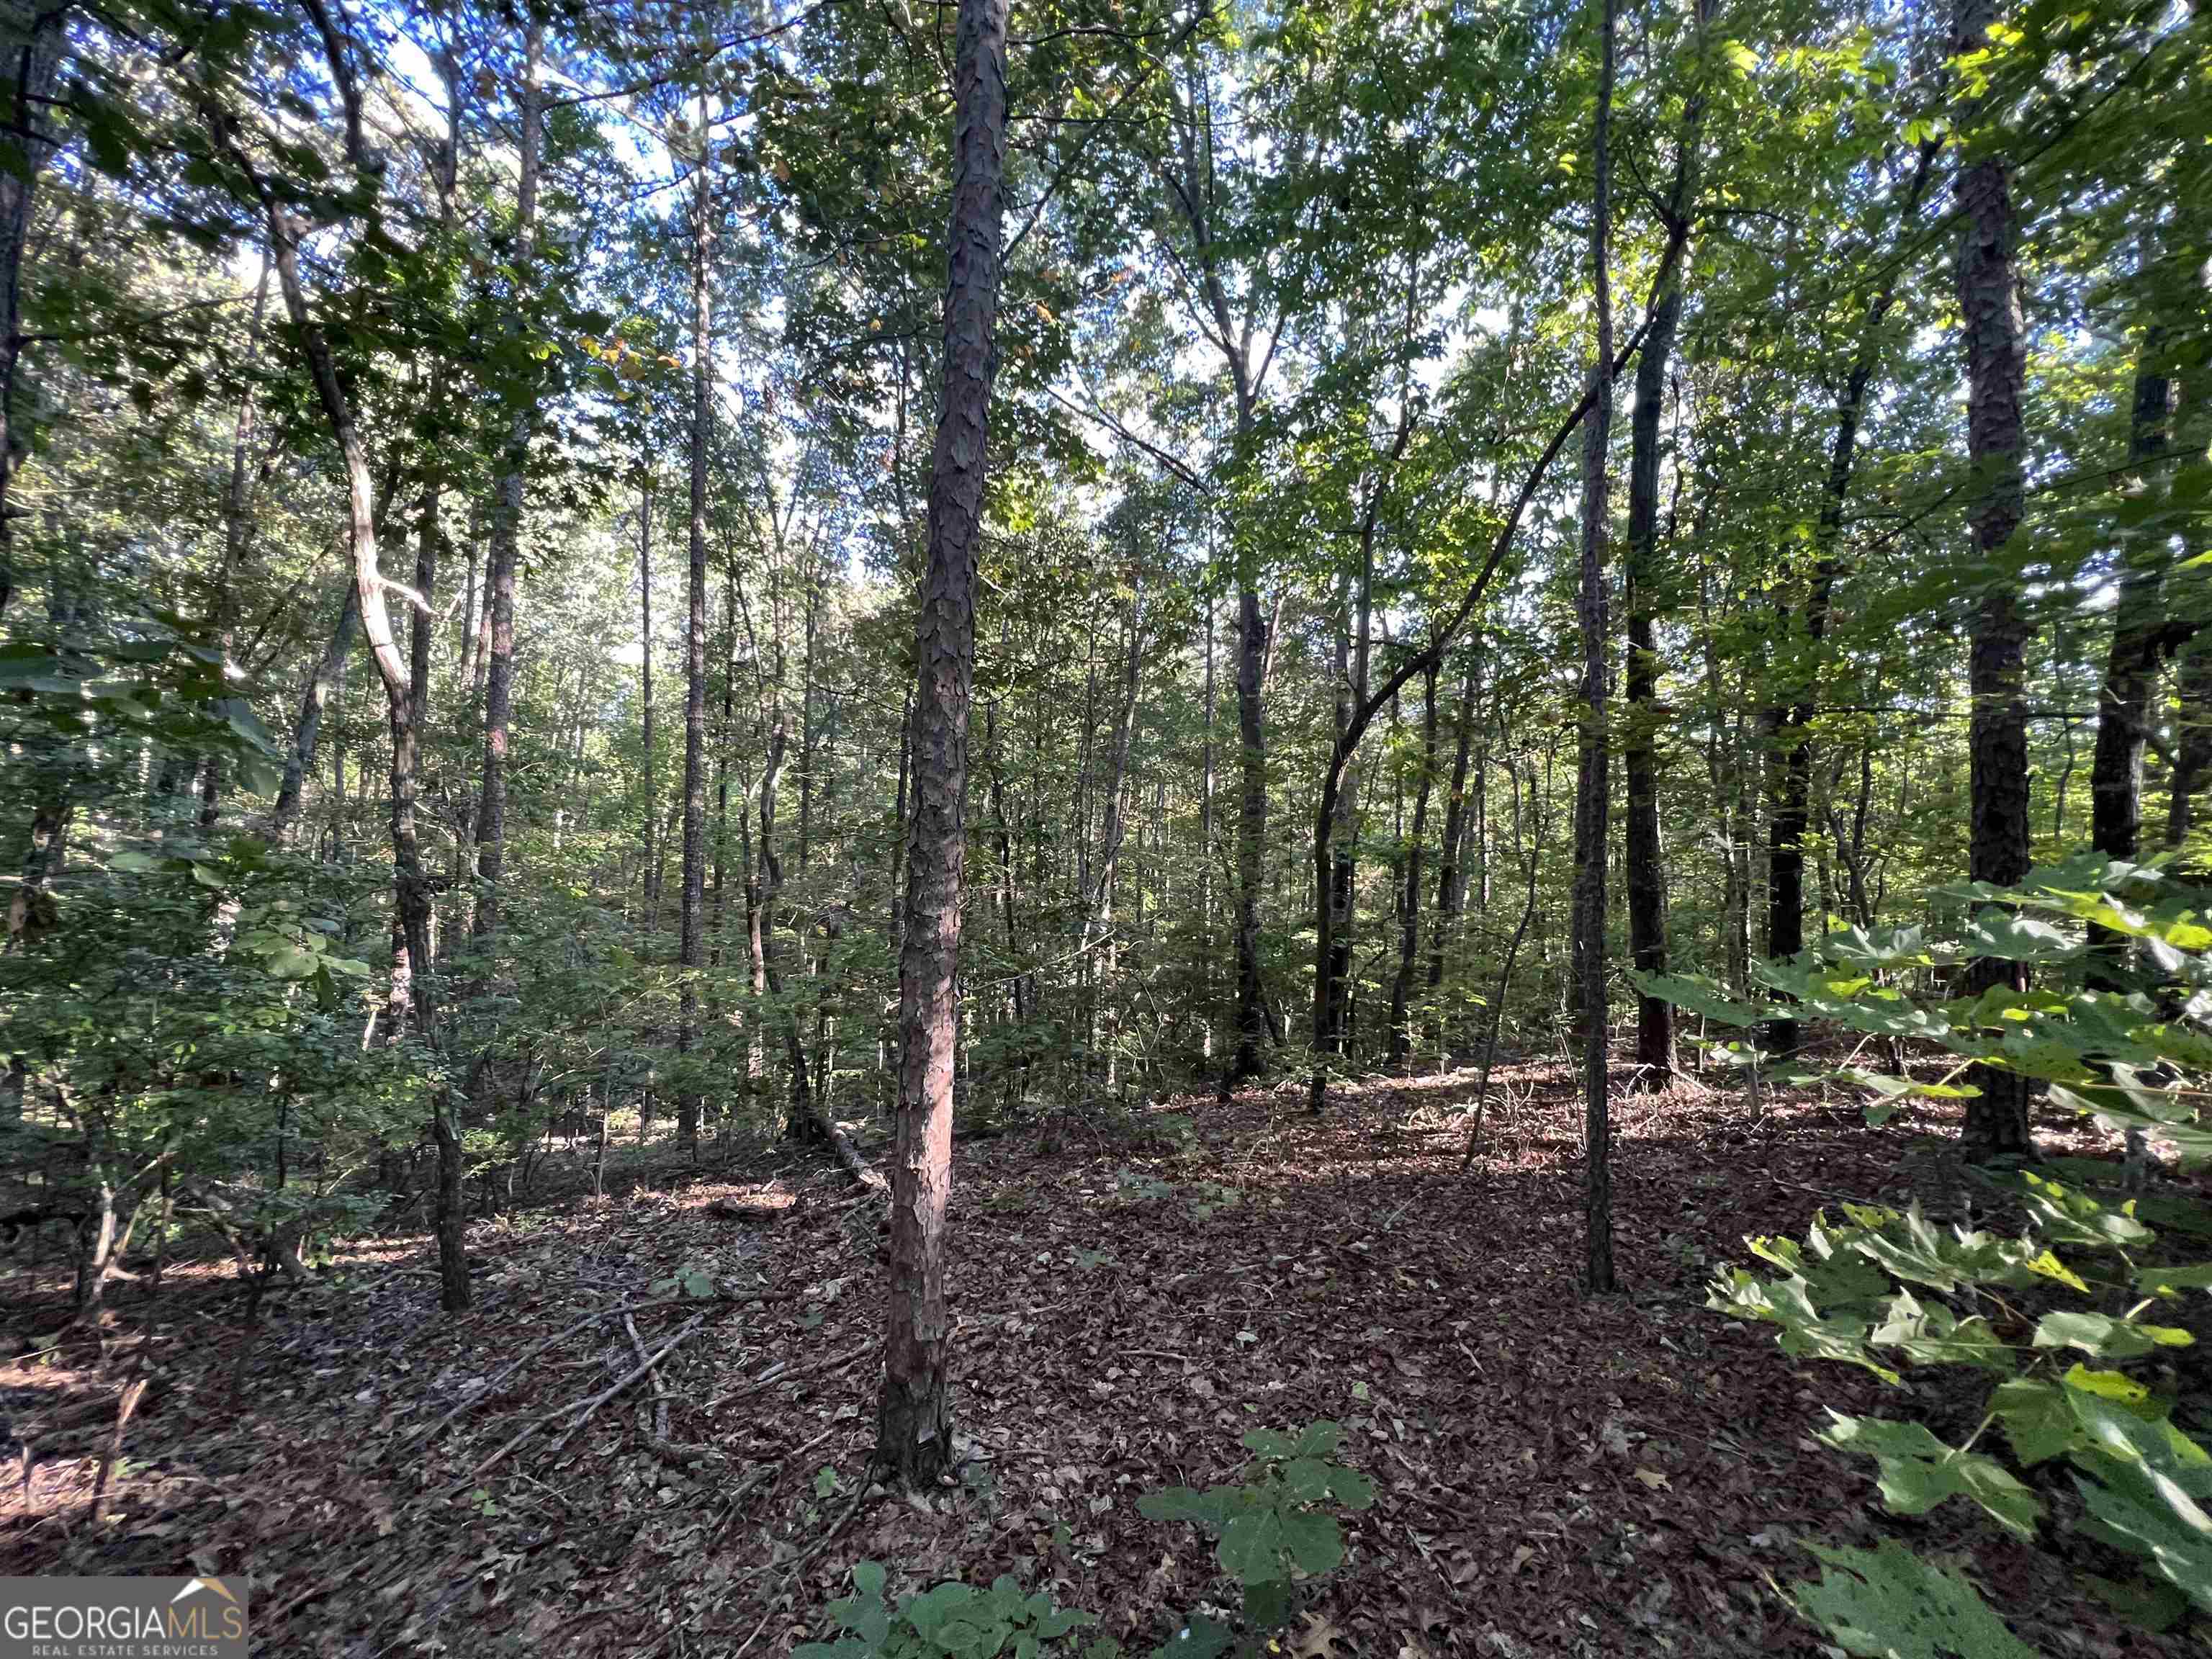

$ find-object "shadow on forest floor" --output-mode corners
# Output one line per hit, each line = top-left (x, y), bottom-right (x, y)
(0, 1049), (2185, 1658)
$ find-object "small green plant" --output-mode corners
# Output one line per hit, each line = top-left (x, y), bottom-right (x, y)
(792, 1563), (1111, 1658)
(651, 1263), (716, 1300)
(1638, 858), (2212, 1651)
(1136, 1420), (1374, 1633)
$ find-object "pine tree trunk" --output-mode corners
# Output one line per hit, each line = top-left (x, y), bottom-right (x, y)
(878, 0), (1009, 1488)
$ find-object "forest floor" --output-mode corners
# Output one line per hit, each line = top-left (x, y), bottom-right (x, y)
(0, 1052), (2186, 1658)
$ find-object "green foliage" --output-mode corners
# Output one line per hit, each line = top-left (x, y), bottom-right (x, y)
(1789, 1541), (2036, 1659)
(791, 1562), (1110, 1659)
(1136, 1421), (1374, 1632)
(796, 1426), (1371, 1658)
(1643, 863), (2212, 1653)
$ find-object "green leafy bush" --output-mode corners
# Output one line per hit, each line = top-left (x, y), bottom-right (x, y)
(1136, 1420), (1374, 1632)
(792, 1562), (1109, 1659)
(796, 1422), (1372, 1658)
(1636, 858), (2212, 1649)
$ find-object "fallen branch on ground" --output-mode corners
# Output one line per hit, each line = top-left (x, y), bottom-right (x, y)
(468, 1314), (705, 1481)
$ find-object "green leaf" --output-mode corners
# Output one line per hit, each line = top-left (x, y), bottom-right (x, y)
(1790, 1539), (2037, 1658)
(1278, 1509), (1343, 1574)
(1818, 1414), (2043, 1539)
(2032, 1310), (2192, 1359)
(1216, 1508), (1283, 1583)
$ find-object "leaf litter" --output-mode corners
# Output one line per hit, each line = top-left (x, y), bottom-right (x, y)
(0, 1053), (2181, 1656)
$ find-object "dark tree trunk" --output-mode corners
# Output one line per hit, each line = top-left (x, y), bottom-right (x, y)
(1429, 649), (1479, 991)
(1622, 276), (1680, 1085)
(270, 577), (360, 845)
(1388, 661), (1438, 1064)
(677, 94), (713, 1160)
(1231, 582), (1268, 1082)
(0, 0), (58, 621)
(470, 25), (541, 949)
(639, 476), (659, 929)
(1768, 138), (1938, 1053)
(1954, 0), (2034, 1157)
(1575, 0), (1618, 1292)
(1622, 4), (1705, 1084)
(2086, 332), (2173, 978)
(877, 0), (1009, 1489)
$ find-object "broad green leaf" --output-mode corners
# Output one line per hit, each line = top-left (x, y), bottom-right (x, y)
(1790, 1539), (2037, 1658)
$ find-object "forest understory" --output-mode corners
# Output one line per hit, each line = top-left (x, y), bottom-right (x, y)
(0, 1051), (2185, 1659)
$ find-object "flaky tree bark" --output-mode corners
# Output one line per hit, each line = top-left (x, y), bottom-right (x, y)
(1576, 0), (1619, 1292)
(471, 24), (542, 948)
(0, 0), (58, 621)
(677, 91), (713, 1159)
(1954, 0), (2034, 1157)
(878, 0), (1009, 1489)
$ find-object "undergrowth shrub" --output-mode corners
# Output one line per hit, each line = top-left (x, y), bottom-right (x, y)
(1638, 855), (2212, 1651)
(796, 1421), (1371, 1658)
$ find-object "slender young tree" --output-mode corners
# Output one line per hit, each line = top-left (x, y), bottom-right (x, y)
(877, 0), (1010, 1486)
(677, 91), (713, 1159)
(1576, 0), (1619, 1292)
(1621, 10), (1707, 1084)
(472, 23), (543, 948)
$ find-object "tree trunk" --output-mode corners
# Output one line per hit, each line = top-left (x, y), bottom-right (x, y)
(1575, 0), (1618, 1292)
(677, 92), (713, 1160)
(0, 0), (58, 621)
(1768, 138), (1938, 1053)
(639, 475), (659, 930)
(199, 265), (271, 830)
(1429, 649), (1479, 991)
(1954, 0), (2034, 1157)
(1231, 581), (1268, 1082)
(469, 24), (542, 949)
(1388, 660), (1438, 1064)
(1622, 273), (1678, 1085)
(877, 0), (1008, 1488)
(270, 577), (360, 845)
(1622, 6), (1707, 1084)
(2087, 300), (2182, 974)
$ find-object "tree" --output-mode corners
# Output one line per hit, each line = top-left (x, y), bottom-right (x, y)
(1953, 0), (2034, 1157)
(876, 0), (1012, 1487)
(1576, 0), (1619, 1292)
